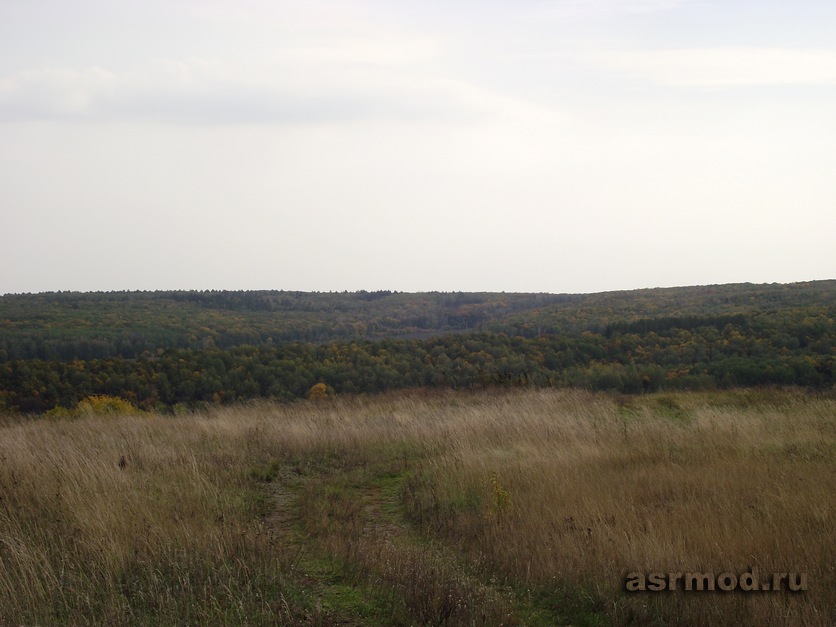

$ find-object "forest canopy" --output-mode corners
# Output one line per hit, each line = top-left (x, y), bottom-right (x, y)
(0, 281), (833, 413)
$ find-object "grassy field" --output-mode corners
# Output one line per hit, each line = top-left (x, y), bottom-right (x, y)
(0, 388), (833, 625)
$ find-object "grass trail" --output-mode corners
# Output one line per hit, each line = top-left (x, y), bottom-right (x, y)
(261, 454), (577, 626)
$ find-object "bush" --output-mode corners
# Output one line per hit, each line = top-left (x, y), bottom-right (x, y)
(306, 382), (333, 401)
(74, 395), (141, 417)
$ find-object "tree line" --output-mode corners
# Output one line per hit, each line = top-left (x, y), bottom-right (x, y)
(2, 282), (832, 362)
(1, 305), (832, 413)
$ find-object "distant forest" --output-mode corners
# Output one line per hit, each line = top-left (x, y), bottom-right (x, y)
(1, 281), (833, 413)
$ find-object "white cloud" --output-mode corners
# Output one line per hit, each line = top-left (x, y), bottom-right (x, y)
(276, 36), (441, 66)
(0, 67), (115, 118)
(582, 47), (836, 87)
(0, 36), (554, 127)
(531, 0), (691, 19)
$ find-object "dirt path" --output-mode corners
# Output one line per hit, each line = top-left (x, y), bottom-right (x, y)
(262, 463), (567, 626)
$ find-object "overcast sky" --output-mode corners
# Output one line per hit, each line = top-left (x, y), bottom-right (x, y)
(1, 0), (834, 294)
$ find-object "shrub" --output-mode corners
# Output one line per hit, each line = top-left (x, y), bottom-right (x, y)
(306, 383), (333, 401)
(75, 395), (141, 416)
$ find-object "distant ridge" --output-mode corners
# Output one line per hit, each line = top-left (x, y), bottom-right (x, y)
(1, 280), (833, 412)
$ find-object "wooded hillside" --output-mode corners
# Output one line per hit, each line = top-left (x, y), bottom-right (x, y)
(1, 281), (833, 412)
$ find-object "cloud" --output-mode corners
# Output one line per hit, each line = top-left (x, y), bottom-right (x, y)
(0, 67), (116, 119)
(0, 58), (445, 125)
(582, 47), (836, 87)
(0, 29), (555, 128)
(276, 36), (441, 66)
(531, 0), (691, 19)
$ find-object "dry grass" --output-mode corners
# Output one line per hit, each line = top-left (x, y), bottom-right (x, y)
(0, 412), (289, 624)
(0, 387), (833, 625)
(397, 389), (835, 625)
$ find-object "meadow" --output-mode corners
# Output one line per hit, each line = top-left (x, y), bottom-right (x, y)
(1, 387), (833, 625)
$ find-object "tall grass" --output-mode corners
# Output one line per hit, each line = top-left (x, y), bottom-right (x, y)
(398, 389), (835, 624)
(0, 387), (833, 625)
(0, 412), (289, 624)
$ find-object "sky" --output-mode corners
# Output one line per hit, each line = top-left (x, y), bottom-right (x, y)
(1, 0), (834, 295)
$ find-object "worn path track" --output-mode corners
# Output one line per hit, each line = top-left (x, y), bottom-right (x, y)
(261, 460), (568, 626)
